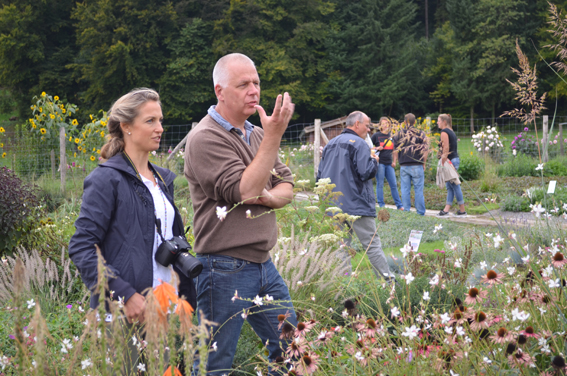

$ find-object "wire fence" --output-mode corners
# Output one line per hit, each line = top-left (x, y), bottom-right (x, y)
(1, 115), (565, 190)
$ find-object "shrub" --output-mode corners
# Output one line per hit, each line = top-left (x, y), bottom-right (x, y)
(511, 131), (539, 157)
(497, 153), (537, 177)
(502, 195), (531, 212)
(0, 167), (41, 254)
(458, 154), (484, 181)
(543, 156), (567, 176)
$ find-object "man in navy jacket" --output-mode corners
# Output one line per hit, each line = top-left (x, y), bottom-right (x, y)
(317, 111), (394, 283)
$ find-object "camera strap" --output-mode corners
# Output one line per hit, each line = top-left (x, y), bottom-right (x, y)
(121, 151), (170, 195)
(155, 218), (166, 243)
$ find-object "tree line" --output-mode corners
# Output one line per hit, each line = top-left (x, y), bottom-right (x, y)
(0, 0), (565, 125)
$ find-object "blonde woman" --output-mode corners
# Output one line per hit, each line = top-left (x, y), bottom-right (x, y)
(437, 113), (466, 216)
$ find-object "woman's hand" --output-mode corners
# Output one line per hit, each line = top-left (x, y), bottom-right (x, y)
(124, 292), (146, 324)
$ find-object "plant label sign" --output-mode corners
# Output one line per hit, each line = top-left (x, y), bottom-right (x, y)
(408, 230), (424, 252)
(548, 180), (556, 194)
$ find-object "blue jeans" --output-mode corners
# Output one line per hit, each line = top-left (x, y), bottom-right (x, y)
(445, 158), (464, 206)
(192, 255), (297, 376)
(375, 164), (403, 209)
(400, 165), (425, 215)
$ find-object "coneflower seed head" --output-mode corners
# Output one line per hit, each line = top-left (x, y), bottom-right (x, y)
(302, 355), (312, 366)
(553, 252), (564, 262)
(344, 299), (355, 310)
(297, 322), (306, 331)
(506, 342), (516, 355)
(487, 270), (498, 279)
(497, 327), (507, 337)
(468, 288), (479, 297)
(366, 318), (377, 328)
(475, 311), (487, 322)
(525, 326), (534, 334)
(518, 334), (527, 345)
(552, 355), (566, 369)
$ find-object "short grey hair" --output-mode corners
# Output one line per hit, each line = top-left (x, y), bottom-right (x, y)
(346, 111), (368, 127)
(213, 53), (256, 88)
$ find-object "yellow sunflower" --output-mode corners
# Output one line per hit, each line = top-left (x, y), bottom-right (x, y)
(2, 152), (6, 158)
(96, 149), (101, 154)
(74, 152), (77, 158)
(0, 143), (3, 148)
(32, 123), (37, 129)
(100, 131), (105, 137)
(50, 114), (55, 119)
(72, 119), (78, 126)
(54, 96), (59, 101)
(0, 127), (4, 133)
(74, 138), (80, 144)
(101, 121), (107, 126)
(62, 109), (66, 114)
(41, 92), (46, 97)
(90, 155), (96, 161)
(82, 148), (86, 153)
(40, 128), (46, 135)
(69, 136), (72, 142)
(78, 146), (82, 151)
(39, 107), (43, 112)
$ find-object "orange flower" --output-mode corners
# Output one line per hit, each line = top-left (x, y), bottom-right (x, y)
(162, 366), (183, 376)
(154, 280), (178, 314)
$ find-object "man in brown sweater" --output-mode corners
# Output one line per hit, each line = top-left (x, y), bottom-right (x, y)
(184, 53), (297, 375)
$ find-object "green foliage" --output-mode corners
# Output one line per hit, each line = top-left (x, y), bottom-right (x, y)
(0, 89), (15, 114)
(159, 18), (216, 123)
(325, 0), (424, 118)
(70, 0), (179, 113)
(502, 194), (531, 212)
(458, 153), (484, 181)
(0, 167), (41, 253)
(497, 153), (538, 177)
(543, 156), (567, 176)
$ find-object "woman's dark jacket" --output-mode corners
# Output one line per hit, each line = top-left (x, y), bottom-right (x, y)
(69, 153), (196, 309)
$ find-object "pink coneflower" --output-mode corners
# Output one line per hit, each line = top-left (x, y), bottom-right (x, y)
(481, 270), (504, 285)
(278, 311), (292, 330)
(469, 311), (491, 331)
(464, 287), (488, 305)
(295, 322), (313, 337)
(552, 252), (567, 268)
(508, 349), (534, 368)
(357, 318), (379, 338)
(315, 329), (334, 344)
(491, 327), (513, 344)
(449, 308), (468, 325)
(521, 326), (539, 338)
(295, 352), (319, 375)
(286, 337), (307, 358)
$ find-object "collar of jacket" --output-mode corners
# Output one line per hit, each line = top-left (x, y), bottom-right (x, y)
(99, 153), (176, 188)
(342, 128), (360, 137)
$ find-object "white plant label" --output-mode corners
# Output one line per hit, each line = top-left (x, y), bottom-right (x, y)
(548, 180), (556, 194)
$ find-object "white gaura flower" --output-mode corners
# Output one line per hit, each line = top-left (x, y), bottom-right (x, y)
(454, 258), (462, 268)
(429, 274), (440, 286)
(548, 279), (561, 288)
(479, 261), (487, 270)
(216, 206), (228, 221)
(507, 267), (516, 276)
(404, 272), (415, 285)
(535, 163), (544, 171)
(511, 308), (530, 322)
(27, 299), (35, 309)
(440, 313), (451, 324)
(391, 306), (400, 318)
(423, 291), (430, 301)
(433, 224), (443, 234)
(246, 209), (252, 219)
(493, 234), (504, 248)
(401, 325), (419, 340)
(81, 358), (92, 370)
(252, 295), (263, 306)
(137, 363), (146, 372)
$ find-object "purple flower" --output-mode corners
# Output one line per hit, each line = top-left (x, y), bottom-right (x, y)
(72, 162), (76, 167)
(9, 334), (15, 340)
(511, 140), (515, 145)
(524, 127), (529, 131)
(66, 304), (72, 309)
(434, 249), (445, 254)
(512, 146), (516, 149)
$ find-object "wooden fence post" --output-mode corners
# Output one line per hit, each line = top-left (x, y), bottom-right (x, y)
(59, 127), (66, 194)
(560, 122), (565, 156)
(314, 119), (321, 180)
(50, 150), (55, 180)
(543, 115), (549, 163)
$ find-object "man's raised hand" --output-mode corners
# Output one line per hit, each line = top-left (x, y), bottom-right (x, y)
(255, 92), (295, 139)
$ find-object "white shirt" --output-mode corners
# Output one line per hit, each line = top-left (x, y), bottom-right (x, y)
(141, 174), (175, 288)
